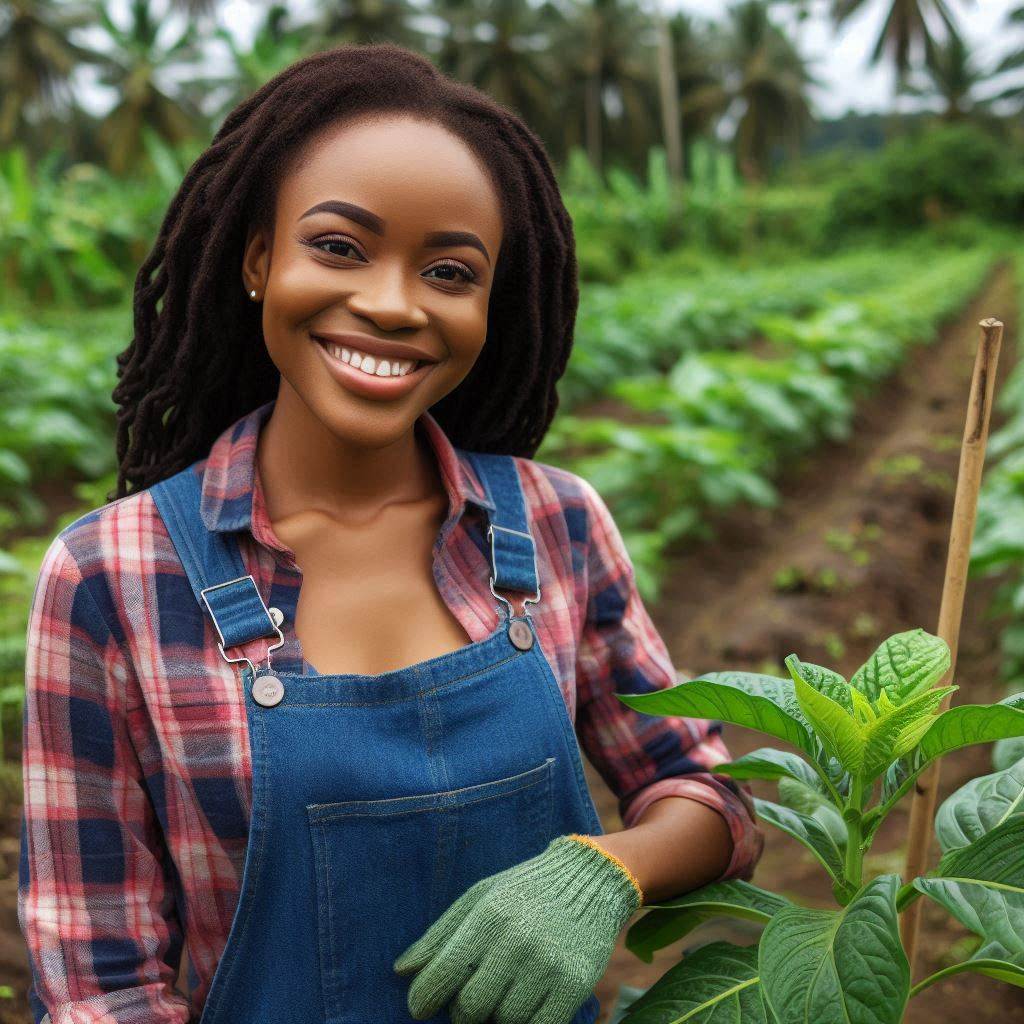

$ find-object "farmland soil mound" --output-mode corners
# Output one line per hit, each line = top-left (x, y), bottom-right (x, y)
(0, 263), (1020, 1022)
(586, 259), (1024, 1021)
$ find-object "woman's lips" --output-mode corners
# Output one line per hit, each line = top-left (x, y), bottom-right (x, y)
(312, 335), (435, 399)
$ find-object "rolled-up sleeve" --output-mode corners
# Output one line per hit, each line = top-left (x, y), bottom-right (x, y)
(18, 534), (191, 1024)
(572, 478), (764, 882)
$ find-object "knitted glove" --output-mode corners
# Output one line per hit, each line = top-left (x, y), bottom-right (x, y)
(392, 833), (644, 1024)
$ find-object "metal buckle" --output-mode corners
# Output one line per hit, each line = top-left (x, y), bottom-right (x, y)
(486, 524), (541, 620)
(200, 574), (284, 675)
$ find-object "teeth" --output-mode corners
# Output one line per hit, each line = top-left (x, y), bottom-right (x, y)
(324, 342), (418, 377)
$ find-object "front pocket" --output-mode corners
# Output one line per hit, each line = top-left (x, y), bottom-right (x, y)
(307, 757), (556, 1024)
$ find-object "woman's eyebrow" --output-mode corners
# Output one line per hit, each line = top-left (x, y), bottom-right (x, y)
(299, 199), (491, 264)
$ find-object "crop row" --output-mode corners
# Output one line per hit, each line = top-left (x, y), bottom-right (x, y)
(539, 242), (999, 601)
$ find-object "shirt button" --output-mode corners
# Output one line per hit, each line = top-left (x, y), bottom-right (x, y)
(508, 618), (534, 651)
(268, 606), (284, 628)
(252, 675), (285, 707)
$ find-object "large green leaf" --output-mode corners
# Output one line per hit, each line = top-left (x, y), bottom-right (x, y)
(860, 686), (956, 782)
(914, 815), (1024, 957)
(625, 880), (791, 961)
(714, 747), (825, 788)
(791, 673), (865, 773)
(688, 671), (813, 731)
(917, 703), (1024, 762)
(994, 736), (1024, 771)
(777, 776), (848, 847)
(617, 673), (815, 756)
(785, 654), (854, 713)
(849, 629), (950, 704)
(754, 797), (847, 886)
(935, 755), (1024, 851)
(935, 812), (1024, 882)
(760, 875), (909, 1024)
(617, 941), (766, 1023)
(909, 944), (1024, 995)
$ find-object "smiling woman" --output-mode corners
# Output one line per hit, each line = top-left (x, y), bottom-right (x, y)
(244, 114), (505, 433)
(17, 41), (761, 1024)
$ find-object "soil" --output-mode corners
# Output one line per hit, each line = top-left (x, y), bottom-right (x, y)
(1, 262), (1021, 1021)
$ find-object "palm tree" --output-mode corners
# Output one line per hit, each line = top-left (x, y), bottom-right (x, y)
(828, 0), (964, 91)
(453, 0), (564, 135)
(312, 0), (427, 51)
(546, 0), (661, 175)
(182, 3), (315, 128)
(686, 0), (816, 182)
(993, 5), (1024, 110)
(904, 30), (988, 119)
(665, 11), (726, 175)
(0, 0), (103, 149)
(91, 0), (207, 175)
(429, 0), (479, 78)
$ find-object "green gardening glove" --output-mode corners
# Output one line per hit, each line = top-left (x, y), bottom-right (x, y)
(392, 833), (644, 1024)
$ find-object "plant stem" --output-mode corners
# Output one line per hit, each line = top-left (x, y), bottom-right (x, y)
(845, 776), (864, 888)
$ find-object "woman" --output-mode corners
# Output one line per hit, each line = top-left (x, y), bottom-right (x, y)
(18, 42), (762, 1024)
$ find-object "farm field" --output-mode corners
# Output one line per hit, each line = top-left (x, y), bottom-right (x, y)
(5, 1), (1024, 1015)
(1, 255), (1022, 1022)
(585, 262), (1024, 1022)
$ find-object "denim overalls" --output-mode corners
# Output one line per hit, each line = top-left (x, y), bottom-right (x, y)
(150, 448), (606, 1024)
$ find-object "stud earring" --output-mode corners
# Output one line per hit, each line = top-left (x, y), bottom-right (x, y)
(249, 289), (257, 300)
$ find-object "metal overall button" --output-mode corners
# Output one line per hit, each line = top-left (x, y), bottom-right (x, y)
(253, 674), (285, 707)
(507, 617), (534, 651)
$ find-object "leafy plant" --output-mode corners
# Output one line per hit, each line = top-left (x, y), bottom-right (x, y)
(613, 628), (1024, 1022)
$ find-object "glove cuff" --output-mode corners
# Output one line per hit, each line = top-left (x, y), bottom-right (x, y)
(534, 834), (643, 928)
(563, 833), (645, 907)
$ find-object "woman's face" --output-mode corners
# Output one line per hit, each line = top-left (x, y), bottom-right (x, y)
(242, 113), (505, 447)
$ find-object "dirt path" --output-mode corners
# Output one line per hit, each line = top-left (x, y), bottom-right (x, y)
(585, 259), (1024, 1021)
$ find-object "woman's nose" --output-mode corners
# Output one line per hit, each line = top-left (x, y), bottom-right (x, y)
(344, 263), (429, 330)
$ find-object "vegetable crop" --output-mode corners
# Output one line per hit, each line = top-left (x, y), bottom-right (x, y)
(614, 628), (1024, 1023)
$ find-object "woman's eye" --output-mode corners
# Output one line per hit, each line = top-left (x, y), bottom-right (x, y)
(424, 261), (476, 286)
(313, 238), (361, 259)
(308, 238), (475, 287)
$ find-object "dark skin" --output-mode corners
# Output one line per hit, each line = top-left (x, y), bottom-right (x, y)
(240, 112), (732, 907)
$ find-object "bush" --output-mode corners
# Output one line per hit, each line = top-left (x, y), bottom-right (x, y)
(825, 123), (1024, 236)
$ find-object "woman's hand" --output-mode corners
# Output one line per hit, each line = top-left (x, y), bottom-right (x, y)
(392, 834), (643, 1024)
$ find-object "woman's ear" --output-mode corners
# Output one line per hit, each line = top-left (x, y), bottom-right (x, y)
(241, 224), (270, 299)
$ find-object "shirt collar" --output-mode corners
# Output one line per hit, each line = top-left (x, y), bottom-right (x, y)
(198, 397), (495, 537)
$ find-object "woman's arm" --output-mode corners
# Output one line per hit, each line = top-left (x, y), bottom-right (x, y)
(19, 534), (191, 1024)
(572, 476), (764, 896)
(589, 795), (733, 903)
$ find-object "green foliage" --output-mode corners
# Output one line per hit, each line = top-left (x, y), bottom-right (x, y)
(615, 630), (1024, 1022)
(825, 124), (1024, 237)
(0, 308), (125, 527)
(540, 239), (996, 600)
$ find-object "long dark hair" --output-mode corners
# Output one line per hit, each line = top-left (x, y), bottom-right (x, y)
(109, 42), (579, 501)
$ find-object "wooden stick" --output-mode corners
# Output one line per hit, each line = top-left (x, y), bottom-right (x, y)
(900, 317), (1004, 971)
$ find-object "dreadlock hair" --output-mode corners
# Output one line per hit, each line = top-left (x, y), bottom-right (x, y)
(109, 41), (579, 502)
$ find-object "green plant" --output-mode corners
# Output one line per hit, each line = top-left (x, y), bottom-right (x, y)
(614, 628), (1024, 1022)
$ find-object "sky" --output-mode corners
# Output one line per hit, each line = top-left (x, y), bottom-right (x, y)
(78, 0), (1023, 121)
(666, 0), (1020, 117)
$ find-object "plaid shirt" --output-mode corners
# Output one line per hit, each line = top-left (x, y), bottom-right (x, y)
(19, 398), (762, 1024)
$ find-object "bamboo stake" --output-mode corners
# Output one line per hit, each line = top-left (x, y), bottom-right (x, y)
(900, 317), (1004, 971)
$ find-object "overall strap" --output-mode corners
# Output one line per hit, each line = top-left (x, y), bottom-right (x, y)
(460, 451), (540, 617)
(149, 464), (281, 673)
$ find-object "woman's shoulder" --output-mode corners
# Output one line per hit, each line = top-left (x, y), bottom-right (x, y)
(507, 455), (611, 550)
(41, 472), (190, 602)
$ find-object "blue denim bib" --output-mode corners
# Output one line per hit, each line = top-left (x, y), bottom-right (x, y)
(151, 449), (605, 1024)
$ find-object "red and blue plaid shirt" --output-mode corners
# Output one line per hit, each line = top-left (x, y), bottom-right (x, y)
(19, 398), (762, 1023)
